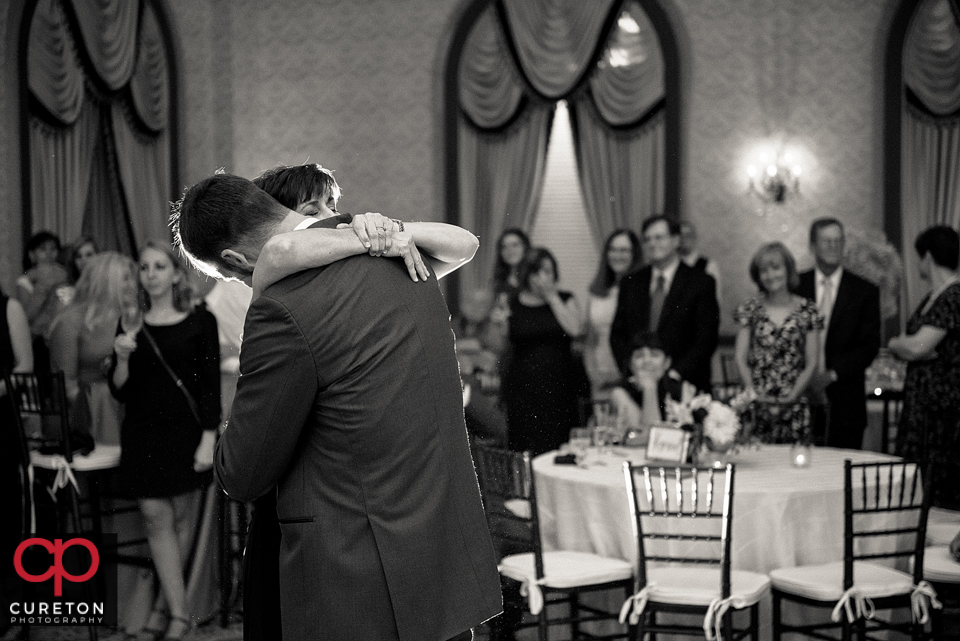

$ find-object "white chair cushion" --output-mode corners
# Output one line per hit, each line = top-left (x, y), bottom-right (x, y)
(770, 561), (915, 601)
(31, 444), (121, 471)
(644, 567), (770, 607)
(927, 523), (960, 547)
(922, 546), (960, 584)
(499, 550), (633, 589)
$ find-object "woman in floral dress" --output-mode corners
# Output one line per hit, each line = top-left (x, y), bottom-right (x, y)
(890, 226), (960, 510)
(735, 242), (822, 444)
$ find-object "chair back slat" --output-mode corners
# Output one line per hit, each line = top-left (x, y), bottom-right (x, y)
(5, 372), (73, 460)
(625, 462), (735, 597)
(843, 459), (931, 586)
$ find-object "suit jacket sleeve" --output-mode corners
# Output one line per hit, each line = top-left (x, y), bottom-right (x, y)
(215, 295), (318, 502)
(670, 275), (720, 384)
(832, 281), (881, 382)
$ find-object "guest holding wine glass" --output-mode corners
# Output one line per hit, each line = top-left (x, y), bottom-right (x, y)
(889, 225), (960, 510)
(734, 242), (822, 444)
(48, 252), (136, 445)
(501, 247), (584, 455)
(584, 229), (642, 402)
(109, 240), (220, 640)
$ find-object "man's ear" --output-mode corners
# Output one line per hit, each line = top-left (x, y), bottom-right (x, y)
(220, 249), (254, 273)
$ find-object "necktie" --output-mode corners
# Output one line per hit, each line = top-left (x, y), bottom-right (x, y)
(817, 277), (834, 371)
(649, 273), (666, 332)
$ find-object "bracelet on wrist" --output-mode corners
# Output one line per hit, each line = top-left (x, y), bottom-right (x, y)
(391, 218), (404, 232)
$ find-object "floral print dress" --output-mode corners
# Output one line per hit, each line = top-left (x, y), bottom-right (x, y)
(734, 297), (823, 444)
(895, 283), (960, 510)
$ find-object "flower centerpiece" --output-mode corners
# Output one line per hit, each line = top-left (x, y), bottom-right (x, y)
(665, 389), (758, 467)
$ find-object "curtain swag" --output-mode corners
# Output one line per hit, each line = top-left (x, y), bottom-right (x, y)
(904, 0), (960, 116)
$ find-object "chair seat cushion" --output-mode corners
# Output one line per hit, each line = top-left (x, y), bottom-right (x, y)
(31, 444), (121, 471)
(770, 561), (915, 601)
(644, 567), (770, 607)
(499, 550), (633, 589)
(922, 546), (960, 584)
(927, 523), (960, 547)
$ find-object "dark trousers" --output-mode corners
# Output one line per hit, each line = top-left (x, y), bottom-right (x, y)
(242, 492), (282, 641)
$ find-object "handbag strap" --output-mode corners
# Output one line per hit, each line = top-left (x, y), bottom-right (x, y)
(139, 325), (203, 427)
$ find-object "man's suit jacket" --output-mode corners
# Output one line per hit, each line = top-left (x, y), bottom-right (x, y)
(217, 254), (502, 641)
(796, 269), (880, 449)
(610, 262), (720, 393)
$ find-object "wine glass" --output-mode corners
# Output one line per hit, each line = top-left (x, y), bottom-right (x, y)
(121, 303), (143, 338)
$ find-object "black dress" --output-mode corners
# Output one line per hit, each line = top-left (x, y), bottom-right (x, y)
(109, 308), (220, 498)
(895, 283), (960, 510)
(503, 292), (583, 455)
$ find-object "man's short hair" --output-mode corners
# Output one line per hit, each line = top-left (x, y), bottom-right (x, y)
(915, 225), (960, 270)
(252, 163), (340, 210)
(809, 217), (845, 245)
(641, 214), (681, 237)
(171, 173), (287, 277)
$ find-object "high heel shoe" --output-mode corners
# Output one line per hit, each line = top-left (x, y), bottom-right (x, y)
(163, 616), (195, 641)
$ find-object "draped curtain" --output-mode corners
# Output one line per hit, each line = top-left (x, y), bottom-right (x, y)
(901, 0), (960, 315)
(25, 0), (172, 252)
(456, 0), (666, 294)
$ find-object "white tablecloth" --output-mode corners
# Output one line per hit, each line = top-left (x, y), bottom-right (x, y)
(534, 445), (902, 573)
(532, 445), (908, 639)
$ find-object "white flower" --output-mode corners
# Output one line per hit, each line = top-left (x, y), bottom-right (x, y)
(689, 393), (713, 412)
(728, 388), (758, 413)
(703, 401), (740, 449)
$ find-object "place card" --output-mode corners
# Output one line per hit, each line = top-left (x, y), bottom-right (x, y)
(645, 425), (691, 463)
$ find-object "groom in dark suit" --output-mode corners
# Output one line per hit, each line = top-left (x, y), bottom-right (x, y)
(173, 173), (502, 641)
(796, 217), (880, 449)
(611, 215), (720, 393)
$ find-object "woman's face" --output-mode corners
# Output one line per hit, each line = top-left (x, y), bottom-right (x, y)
(606, 234), (635, 276)
(30, 240), (59, 267)
(536, 257), (557, 284)
(499, 233), (527, 268)
(74, 242), (97, 274)
(758, 251), (788, 294)
(630, 347), (669, 379)
(139, 247), (180, 300)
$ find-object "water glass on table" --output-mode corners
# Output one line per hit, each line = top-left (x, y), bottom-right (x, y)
(568, 427), (591, 462)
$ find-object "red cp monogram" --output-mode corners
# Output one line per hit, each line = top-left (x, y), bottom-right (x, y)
(14, 538), (100, 596)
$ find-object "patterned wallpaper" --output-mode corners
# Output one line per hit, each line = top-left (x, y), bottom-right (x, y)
(0, 0), (902, 328)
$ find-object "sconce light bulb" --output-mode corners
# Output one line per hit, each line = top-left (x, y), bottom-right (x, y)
(783, 152), (793, 163)
(766, 164), (777, 177)
(791, 165), (802, 177)
(747, 165), (757, 178)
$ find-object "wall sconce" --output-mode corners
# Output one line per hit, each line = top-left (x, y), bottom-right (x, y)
(747, 152), (801, 203)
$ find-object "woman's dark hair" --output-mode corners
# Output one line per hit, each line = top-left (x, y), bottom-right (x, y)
(589, 229), (642, 296)
(492, 228), (531, 291)
(748, 241), (799, 293)
(914, 225), (959, 270)
(518, 247), (559, 292)
(22, 230), (62, 271)
(67, 236), (99, 284)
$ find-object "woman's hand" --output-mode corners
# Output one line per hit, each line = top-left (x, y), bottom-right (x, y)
(381, 231), (430, 281)
(194, 430), (215, 472)
(113, 334), (137, 361)
(350, 213), (397, 256)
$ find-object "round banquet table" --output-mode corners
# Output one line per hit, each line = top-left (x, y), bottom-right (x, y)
(531, 444), (907, 639)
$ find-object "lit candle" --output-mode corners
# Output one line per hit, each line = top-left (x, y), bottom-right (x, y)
(791, 443), (812, 468)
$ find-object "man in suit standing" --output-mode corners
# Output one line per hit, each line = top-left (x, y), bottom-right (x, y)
(173, 173), (502, 641)
(610, 215), (720, 393)
(797, 217), (880, 450)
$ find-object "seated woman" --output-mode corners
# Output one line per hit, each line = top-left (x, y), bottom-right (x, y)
(609, 332), (695, 444)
